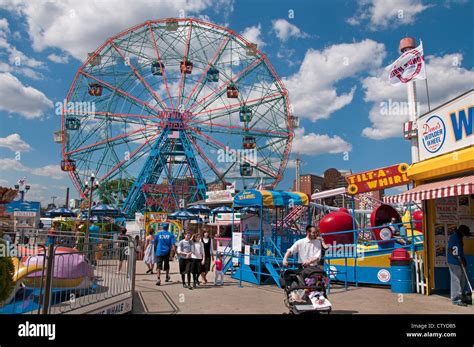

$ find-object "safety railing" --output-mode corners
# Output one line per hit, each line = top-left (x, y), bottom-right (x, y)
(0, 230), (135, 314)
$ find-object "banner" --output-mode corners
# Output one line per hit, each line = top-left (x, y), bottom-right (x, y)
(345, 163), (410, 195)
(386, 41), (426, 85)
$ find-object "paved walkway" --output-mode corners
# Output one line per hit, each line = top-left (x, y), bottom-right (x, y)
(133, 260), (474, 314)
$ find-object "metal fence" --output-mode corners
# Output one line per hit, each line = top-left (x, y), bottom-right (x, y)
(0, 230), (136, 314)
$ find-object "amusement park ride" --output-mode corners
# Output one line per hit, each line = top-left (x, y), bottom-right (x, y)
(57, 18), (295, 217)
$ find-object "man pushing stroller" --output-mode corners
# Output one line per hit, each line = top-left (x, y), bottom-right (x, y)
(281, 225), (331, 314)
(283, 225), (328, 268)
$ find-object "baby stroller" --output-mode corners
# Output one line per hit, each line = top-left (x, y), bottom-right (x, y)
(280, 265), (332, 314)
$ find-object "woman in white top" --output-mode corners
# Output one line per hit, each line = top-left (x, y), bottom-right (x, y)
(143, 229), (156, 274)
(191, 234), (205, 288)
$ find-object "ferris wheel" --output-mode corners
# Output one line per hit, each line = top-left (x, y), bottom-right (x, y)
(58, 18), (295, 215)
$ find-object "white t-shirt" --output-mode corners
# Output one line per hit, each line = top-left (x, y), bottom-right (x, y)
(191, 241), (205, 259)
(288, 237), (322, 266)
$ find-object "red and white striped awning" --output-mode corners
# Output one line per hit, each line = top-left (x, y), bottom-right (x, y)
(383, 175), (474, 204)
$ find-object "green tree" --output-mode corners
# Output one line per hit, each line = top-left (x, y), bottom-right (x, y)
(97, 178), (134, 205)
(0, 240), (14, 303)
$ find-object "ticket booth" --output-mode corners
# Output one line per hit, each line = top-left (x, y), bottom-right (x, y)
(385, 90), (474, 294)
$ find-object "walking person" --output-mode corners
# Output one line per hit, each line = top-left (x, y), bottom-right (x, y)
(154, 223), (176, 286)
(177, 231), (194, 289)
(116, 227), (128, 274)
(191, 233), (205, 288)
(282, 225), (323, 268)
(448, 225), (471, 306)
(200, 231), (214, 284)
(212, 252), (224, 286)
(143, 229), (155, 274)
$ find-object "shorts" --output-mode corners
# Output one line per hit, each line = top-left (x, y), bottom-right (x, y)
(155, 253), (170, 271)
(179, 257), (193, 275)
(119, 248), (128, 261)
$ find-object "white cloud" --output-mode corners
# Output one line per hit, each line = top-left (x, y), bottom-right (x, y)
(0, 17), (45, 79)
(241, 24), (265, 47)
(283, 39), (386, 121)
(285, 159), (297, 169)
(0, 158), (28, 171)
(361, 53), (474, 140)
(0, 157), (66, 180)
(0, 0), (215, 61)
(292, 128), (352, 156)
(272, 19), (308, 42)
(32, 164), (66, 180)
(47, 53), (69, 64)
(348, 0), (432, 30)
(0, 133), (32, 152)
(0, 72), (53, 118)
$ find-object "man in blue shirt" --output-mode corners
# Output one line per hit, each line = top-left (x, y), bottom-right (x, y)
(154, 223), (176, 286)
(447, 225), (471, 306)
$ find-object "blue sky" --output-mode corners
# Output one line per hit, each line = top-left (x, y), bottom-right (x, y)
(0, 0), (472, 206)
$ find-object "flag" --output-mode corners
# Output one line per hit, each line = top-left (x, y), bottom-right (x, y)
(386, 41), (426, 85)
(168, 130), (179, 139)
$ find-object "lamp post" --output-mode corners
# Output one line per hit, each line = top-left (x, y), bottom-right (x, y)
(84, 173), (100, 241)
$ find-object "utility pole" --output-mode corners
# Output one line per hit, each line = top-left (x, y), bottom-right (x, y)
(400, 37), (420, 163)
(295, 153), (301, 192)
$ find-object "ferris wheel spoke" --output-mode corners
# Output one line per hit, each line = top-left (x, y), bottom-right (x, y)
(65, 110), (158, 122)
(182, 34), (231, 110)
(148, 22), (174, 110)
(192, 92), (285, 118)
(81, 71), (160, 115)
(66, 124), (156, 156)
(109, 40), (170, 112)
(187, 56), (265, 112)
(99, 132), (160, 184)
(177, 20), (193, 107)
(187, 121), (288, 138)
(188, 126), (278, 179)
(188, 135), (226, 183)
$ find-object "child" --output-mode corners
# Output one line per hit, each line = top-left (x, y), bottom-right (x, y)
(212, 253), (224, 286)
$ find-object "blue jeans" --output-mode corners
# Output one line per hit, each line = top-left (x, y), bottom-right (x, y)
(448, 263), (466, 302)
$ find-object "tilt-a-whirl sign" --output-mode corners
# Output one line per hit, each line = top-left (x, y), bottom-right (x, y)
(346, 163), (410, 195)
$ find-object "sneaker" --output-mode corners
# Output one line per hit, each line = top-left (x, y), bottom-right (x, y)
(156, 279), (161, 286)
(453, 301), (468, 307)
(165, 275), (171, 282)
(193, 282), (197, 288)
(188, 285), (193, 290)
(183, 283), (188, 288)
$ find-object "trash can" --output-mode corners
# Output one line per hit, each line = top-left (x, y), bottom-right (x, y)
(390, 248), (414, 293)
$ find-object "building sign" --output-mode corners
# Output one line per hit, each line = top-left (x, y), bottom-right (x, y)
(436, 197), (458, 223)
(417, 90), (473, 161)
(345, 163), (410, 195)
(205, 188), (235, 202)
(13, 211), (37, 217)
